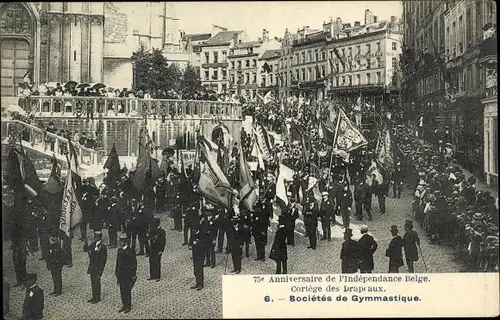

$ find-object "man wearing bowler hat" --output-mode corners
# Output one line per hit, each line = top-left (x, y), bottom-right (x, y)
(357, 225), (378, 273)
(46, 236), (65, 296)
(386, 225), (404, 273)
(148, 218), (166, 281)
(340, 228), (361, 273)
(115, 233), (137, 313)
(84, 230), (107, 304)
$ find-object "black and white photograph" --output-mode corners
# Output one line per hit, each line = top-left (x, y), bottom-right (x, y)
(1, 1), (498, 319)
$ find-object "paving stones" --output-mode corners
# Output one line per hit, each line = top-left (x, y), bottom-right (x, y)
(3, 183), (462, 319)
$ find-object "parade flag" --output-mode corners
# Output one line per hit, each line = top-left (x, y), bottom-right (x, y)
(332, 45), (346, 67)
(66, 136), (82, 188)
(103, 143), (121, 178)
(332, 109), (368, 157)
(319, 121), (335, 143)
(289, 121), (303, 141)
(275, 165), (290, 211)
(263, 91), (274, 104)
(251, 136), (265, 169)
(328, 57), (337, 76)
(238, 143), (258, 211)
(7, 147), (46, 206)
(198, 135), (233, 209)
(133, 129), (161, 192)
(367, 161), (384, 184)
(254, 124), (273, 161)
(59, 150), (83, 238)
(262, 62), (272, 73)
(375, 128), (395, 177)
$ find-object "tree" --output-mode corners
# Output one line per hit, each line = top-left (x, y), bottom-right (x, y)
(131, 45), (169, 94)
(165, 63), (183, 94)
(180, 64), (202, 99)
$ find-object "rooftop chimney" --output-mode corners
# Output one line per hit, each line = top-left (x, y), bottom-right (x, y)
(373, 16), (378, 23)
(354, 21), (361, 27)
(262, 29), (269, 42)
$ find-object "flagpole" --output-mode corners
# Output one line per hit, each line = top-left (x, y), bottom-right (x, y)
(327, 106), (342, 185)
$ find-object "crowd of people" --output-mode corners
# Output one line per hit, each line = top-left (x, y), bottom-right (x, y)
(4, 90), (499, 319)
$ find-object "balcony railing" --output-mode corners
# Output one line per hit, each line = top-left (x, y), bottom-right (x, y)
(1, 119), (105, 167)
(21, 96), (242, 119)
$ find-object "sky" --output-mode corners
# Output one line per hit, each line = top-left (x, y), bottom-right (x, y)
(174, 1), (403, 40)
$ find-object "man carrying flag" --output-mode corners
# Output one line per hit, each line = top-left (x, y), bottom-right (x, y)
(59, 136), (84, 268)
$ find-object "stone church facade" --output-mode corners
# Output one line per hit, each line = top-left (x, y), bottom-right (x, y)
(0, 2), (179, 97)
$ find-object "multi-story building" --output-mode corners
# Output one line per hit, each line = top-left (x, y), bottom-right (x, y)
(180, 32), (212, 72)
(326, 14), (403, 108)
(286, 25), (328, 100)
(401, 1), (448, 136)
(277, 28), (297, 100)
(476, 1), (497, 187)
(258, 49), (281, 97)
(0, 2), (180, 97)
(227, 29), (281, 99)
(444, 0), (496, 180)
(199, 30), (246, 93)
(402, 0), (497, 184)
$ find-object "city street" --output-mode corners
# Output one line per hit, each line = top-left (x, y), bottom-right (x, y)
(3, 183), (463, 320)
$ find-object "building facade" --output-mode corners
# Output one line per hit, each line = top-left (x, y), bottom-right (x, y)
(180, 33), (212, 73)
(326, 16), (403, 108)
(199, 30), (246, 93)
(227, 29), (281, 99)
(0, 2), (183, 96)
(477, 1), (497, 187)
(258, 49), (281, 96)
(286, 26), (328, 100)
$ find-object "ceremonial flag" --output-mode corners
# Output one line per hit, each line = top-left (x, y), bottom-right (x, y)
(103, 143), (121, 179)
(238, 143), (258, 211)
(198, 135), (233, 209)
(332, 45), (346, 68)
(59, 150), (83, 238)
(376, 128), (395, 177)
(250, 136), (265, 169)
(7, 147), (46, 206)
(332, 109), (368, 159)
(289, 121), (303, 141)
(328, 57), (337, 76)
(133, 128), (162, 192)
(367, 160), (384, 184)
(263, 91), (274, 104)
(319, 121), (335, 143)
(254, 124), (273, 161)
(66, 137), (82, 188)
(275, 165), (289, 212)
(262, 62), (272, 73)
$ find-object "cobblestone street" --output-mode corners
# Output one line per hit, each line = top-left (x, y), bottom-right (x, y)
(3, 182), (464, 319)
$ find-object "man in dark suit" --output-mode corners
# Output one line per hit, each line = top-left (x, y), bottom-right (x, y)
(304, 196), (319, 249)
(403, 220), (420, 273)
(373, 176), (387, 214)
(22, 273), (44, 320)
(46, 236), (65, 296)
(252, 201), (268, 261)
(319, 192), (334, 241)
(339, 184), (353, 228)
(354, 179), (366, 221)
(230, 215), (243, 274)
(84, 230), (107, 304)
(269, 217), (288, 274)
(391, 162), (404, 198)
(148, 218), (166, 281)
(386, 225), (404, 273)
(190, 227), (205, 290)
(115, 233), (137, 313)
(283, 197), (299, 246)
(340, 228), (361, 273)
(357, 225), (378, 273)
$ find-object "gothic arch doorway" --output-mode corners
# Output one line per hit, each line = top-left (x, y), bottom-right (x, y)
(0, 3), (36, 97)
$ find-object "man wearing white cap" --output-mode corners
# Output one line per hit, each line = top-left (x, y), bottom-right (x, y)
(357, 225), (378, 273)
